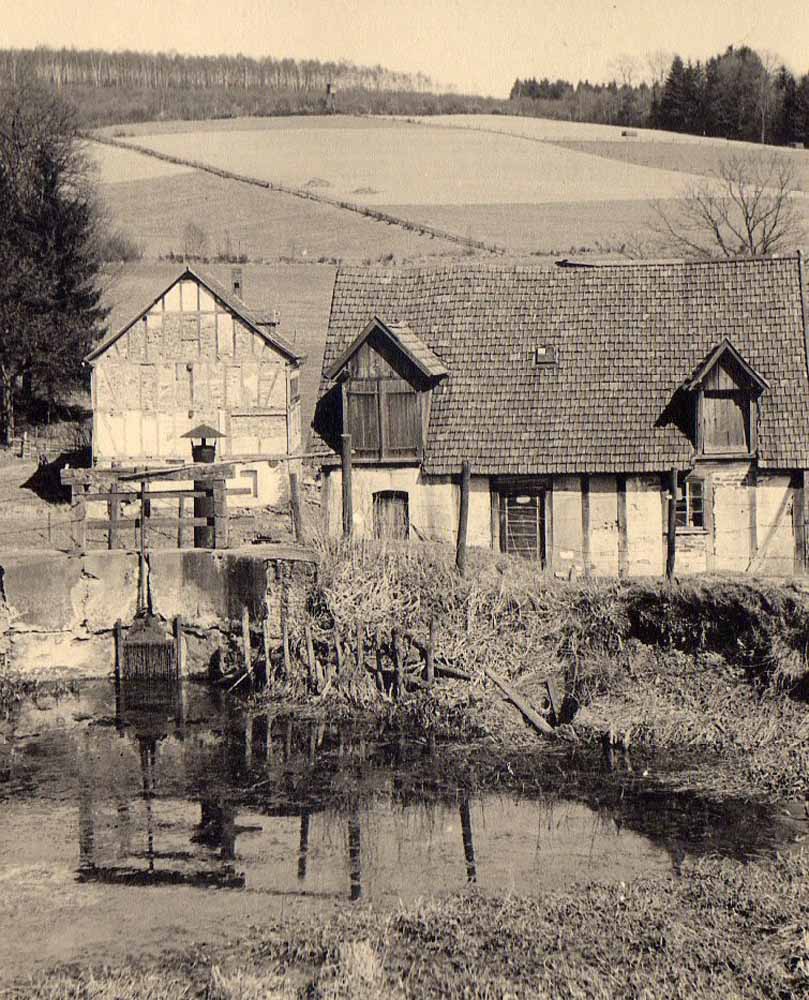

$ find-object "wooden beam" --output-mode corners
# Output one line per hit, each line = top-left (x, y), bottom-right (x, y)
(456, 461), (471, 575)
(581, 474), (591, 577)
(666, 467), (677, 581)
(341, 433), (353, 539)
(748, 464), (758, 567)
(794, 471), (808, 575)
(289, 471), (303, 542)
(616, 475), (628, 578)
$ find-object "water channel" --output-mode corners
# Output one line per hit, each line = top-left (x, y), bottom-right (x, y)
(0, 678), (794, 980)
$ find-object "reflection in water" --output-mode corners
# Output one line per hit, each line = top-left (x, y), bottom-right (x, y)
(1, 679), (792, 915)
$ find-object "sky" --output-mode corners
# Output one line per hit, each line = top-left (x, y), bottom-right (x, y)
(7, 0), (809, 97)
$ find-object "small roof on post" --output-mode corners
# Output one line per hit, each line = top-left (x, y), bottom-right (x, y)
(181, 424), (226, 440)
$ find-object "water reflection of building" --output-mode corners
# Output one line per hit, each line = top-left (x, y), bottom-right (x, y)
(78, 675), (246, 889)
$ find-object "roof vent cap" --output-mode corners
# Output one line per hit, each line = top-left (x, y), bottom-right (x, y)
(534, 345), (557, 367)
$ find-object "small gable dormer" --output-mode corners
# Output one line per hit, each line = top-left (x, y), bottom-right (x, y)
(323, 317), (447, 462)
(684, 340), (769, 458)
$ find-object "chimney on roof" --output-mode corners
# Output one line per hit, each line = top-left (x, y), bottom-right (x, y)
(231, 267), (243, 299)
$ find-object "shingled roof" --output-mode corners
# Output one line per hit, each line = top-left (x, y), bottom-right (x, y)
(315, 255), (809, 475)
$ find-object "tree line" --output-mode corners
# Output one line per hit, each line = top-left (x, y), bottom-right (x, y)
(511, 45), (809, 146)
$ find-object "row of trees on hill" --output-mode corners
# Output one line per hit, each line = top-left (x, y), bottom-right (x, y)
(512, 46), (809, 146)
(0, 48), (462, 126)
(651, 47), (809, 145)
(0, 47), (436, 95)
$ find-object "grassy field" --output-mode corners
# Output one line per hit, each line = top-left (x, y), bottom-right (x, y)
(115, 121), (702, 206)
(551, 138), (809, 188)
(98, 170), (468, 262)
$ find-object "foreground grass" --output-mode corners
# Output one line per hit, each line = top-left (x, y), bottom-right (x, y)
(12, 852), (809, 999)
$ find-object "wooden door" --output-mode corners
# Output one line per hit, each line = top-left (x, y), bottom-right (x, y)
(373, 490), (410, 540)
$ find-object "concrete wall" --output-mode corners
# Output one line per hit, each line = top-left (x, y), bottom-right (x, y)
(322, 463), (799, 579)
(91, 273), (296, 505)
(0, 547), (311, 677)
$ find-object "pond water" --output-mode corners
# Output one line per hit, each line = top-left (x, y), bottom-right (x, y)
(0, 680), (793, 980)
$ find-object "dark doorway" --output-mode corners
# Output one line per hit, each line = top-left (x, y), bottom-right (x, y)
(373, 490), (410, 540)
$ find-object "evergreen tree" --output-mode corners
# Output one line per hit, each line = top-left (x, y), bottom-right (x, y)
(0, 79), (106, 443)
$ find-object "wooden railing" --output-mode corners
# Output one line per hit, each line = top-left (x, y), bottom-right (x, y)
(61, 463), (247, 552)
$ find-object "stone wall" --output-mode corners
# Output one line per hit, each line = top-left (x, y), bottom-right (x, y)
(0, 547), (310, 677)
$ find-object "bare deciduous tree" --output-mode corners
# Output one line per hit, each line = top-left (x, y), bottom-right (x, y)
(644, 152), (807, 258)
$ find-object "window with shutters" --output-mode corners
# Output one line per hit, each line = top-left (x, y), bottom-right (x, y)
(344, 376), (422, 461)
(701, 362), (751, 455)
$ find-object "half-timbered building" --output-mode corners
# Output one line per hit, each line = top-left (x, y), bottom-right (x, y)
(87, 266), (305, 505)
(312, 254), (809, 577)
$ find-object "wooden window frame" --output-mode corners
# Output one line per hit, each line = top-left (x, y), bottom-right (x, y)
(675, 475), (706, 533)
(342, 377), (423, 463)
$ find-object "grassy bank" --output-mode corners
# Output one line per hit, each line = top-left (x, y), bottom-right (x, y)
(12, 851), (809, 999)
(271, 539), (809, 800)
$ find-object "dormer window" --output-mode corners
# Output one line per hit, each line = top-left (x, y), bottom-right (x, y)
(684, 340), (768, 459)
(321, 316), (448, 464)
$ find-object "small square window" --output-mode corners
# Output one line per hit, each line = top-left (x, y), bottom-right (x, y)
(676, 477), (704, 529)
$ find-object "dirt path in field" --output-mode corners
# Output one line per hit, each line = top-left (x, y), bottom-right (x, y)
(85, 133), (509, 256)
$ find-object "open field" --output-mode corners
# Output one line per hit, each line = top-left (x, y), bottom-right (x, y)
(89, 141), (193, 185)
(98, 170), (468, 262)
(117, 122), (705, 206)
(380, 199), (661, 254)
(551, 138), (809, 188)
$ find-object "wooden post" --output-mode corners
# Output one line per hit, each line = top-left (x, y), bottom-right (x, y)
(425, 616), (436, 685)
(666, 467), (677, 581)
(177, 496), (185, 548)
(616, 475), (628, 578)
(289, 472), (303, 542)
(334, 627), (344, 679)
(241, 606), (253, 680)
(392, 628), (403, 699)
(341, 433), (353, 539)
(173, 617), (184, 679)
(304, 623), (318, 692)
(456, 461), (471, 576)
(348, 812), (362, 901)
(355, 620), (364, 675)
(297, 812), (311, 882)
(212, 480), (228, 549)
(459, 796), (477, 883)
(793, 471), (808, 575)
(114, 619), (123, 684)
(71, 487), (87, 554)
(108, 489), (121, 550)
(262, 618), (271, 682)
(138, 485), (148, 613)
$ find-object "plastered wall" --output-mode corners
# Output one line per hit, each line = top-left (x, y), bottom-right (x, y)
(321, 464), (800, 578)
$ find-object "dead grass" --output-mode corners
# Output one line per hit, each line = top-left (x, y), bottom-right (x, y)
(13, 851), (809, 999)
